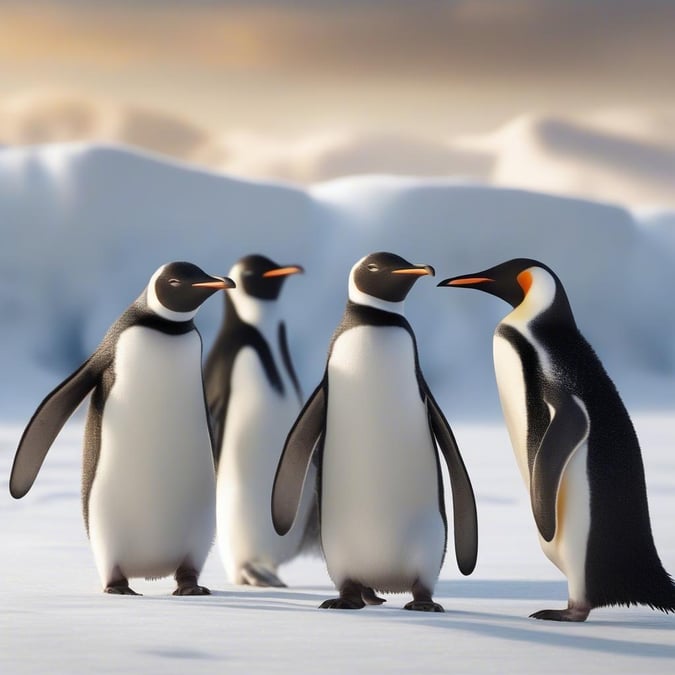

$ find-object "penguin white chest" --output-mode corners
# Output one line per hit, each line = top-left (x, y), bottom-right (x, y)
(216, 345), (309, 577)
(321, 325), (445, 592)
(88, 326), (216, 581)
(494, 330), (591, 602)
(493, 332), (531, 487)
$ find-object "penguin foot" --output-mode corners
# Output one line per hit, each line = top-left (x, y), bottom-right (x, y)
(404, 600), (445, 612)
(361, 586), (386, 605)
(173, 584), (211, 596)
(530, 603), (590, 622)
(319, 597), (366, 610)
(319, 579), (367, 610)
(241, 562), (287, 588)
(104, 581), (140, 596)
(405, 580), (444, 612)
(173, 563), (210, 596)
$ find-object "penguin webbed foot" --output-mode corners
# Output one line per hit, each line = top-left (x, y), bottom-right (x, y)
(530, 603), (590, 622)
(173, 563), (210, 596)
(241, 562), (287, 588)
(319, 579), (367, 610)
(405, 580), (444, 612)
(404, 600), (444, 612)
(319, 596), (366, 610)
(361, 586), (386, 605)
(173, 584), (211, 596)
(104, 578), (141, 596)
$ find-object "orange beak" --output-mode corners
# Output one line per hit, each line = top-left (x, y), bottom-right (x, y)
(262, 265), (304, 278)
(444, 277), (493, 286)
(192, 277), (235, 289)
(392, 265), (435, 276)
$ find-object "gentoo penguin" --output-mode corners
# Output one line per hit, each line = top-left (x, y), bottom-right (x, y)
(204, 254), (318, 587)
(439, 258), (675, 621)
(10, 262), (234, 595)
(272, 252), (478, 611)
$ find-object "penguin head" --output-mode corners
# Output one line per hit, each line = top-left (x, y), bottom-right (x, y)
(349, 252), (435, 311)
(438, 258), (573, 323)
(146, 262), (235, 322)
(224, 254), (303, 326)
(229, 254), (304, 301)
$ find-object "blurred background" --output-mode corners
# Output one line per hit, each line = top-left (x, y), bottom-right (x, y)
(1, 0), (674, 206)
(1, 0), (674, 418)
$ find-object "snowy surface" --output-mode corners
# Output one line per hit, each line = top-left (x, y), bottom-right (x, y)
(1, 415), (674, 675)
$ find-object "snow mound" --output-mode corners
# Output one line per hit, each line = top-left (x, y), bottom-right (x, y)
(458, 114), (675, 208)
(1, 143), (673, 419)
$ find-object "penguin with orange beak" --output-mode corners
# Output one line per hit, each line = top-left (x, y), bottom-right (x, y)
(273, 252), (478, 611)
(439, 258), (675, 621)
(204, 254), (318, 588)
(11, 262), (234, 595)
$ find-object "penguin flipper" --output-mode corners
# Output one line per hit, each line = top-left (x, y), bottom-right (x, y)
(272, 380), (326, 536)
(531, 391), (589, 543)
(10, 358), (100, 498)
(424, 388), (478, 576)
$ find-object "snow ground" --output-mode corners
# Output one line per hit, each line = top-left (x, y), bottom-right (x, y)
(2, 414), (674, 675)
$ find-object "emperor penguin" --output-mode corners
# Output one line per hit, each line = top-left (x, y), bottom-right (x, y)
(10, 262), (234, 595)
(272, 252), (478, 611)
(204, 254), (318, 587)
(439, 258), (675, 621)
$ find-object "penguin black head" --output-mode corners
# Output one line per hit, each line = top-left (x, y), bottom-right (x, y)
(229, 254), (304, 301)
(148, 262), (235, 321)
(350, 252), (435, 307)
(438, 258), (574, 322)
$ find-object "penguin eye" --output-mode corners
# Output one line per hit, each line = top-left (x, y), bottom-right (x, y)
(168, 278), (181, 287)
(367, 264), (379, 272)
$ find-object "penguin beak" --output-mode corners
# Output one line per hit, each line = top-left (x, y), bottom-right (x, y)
(392, 265), (435, 277)
(262, 265), (304, 278)
(192, 276), (236, 290)
(437, 275), (493, 288)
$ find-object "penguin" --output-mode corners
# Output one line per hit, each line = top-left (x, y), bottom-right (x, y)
(10, 262), (234, 595)
(272, 252), (478, 611)
(204, 254), (318, 587)
(439, 258), (675, 621)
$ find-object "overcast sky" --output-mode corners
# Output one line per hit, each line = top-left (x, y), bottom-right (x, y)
(1, 1), (673, 137)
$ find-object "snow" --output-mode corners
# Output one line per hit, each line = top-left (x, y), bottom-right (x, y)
(1, 143), (674, 419)
(1, 143), (674, 672)
(1, 414), (674, 674)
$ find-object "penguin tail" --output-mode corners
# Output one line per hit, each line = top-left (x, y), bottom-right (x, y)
(639, 565), (675, 614)
(649, 574), (675, 614)
(590, 566), (675, 613)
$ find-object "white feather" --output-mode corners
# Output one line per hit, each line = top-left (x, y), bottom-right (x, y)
(88, 326), (216, 584)
(321, 325), (445, 593)
(216, 344), (314, 582)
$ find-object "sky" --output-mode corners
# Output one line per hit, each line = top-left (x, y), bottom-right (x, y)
(2, 0), (674, 139)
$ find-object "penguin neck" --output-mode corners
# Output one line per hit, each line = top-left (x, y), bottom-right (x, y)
(504, 278), (576, 334)
(225, 290), (280, 336)
(143, 288), (198, 323)
(348, 277), (406, 316)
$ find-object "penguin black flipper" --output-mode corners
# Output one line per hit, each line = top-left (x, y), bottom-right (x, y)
(423, 385), (478, 576)
(10, 356), (103, 499)
(531, 390), (589, 543)
(271, 379), (327, 536)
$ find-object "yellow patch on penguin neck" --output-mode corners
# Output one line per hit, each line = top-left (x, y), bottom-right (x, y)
(506, 267), (556, 329)
(517, 270), (533, 295)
